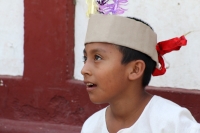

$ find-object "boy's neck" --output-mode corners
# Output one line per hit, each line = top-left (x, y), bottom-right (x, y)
(106, 89), (152, 132)
(108, 91), (152, 119)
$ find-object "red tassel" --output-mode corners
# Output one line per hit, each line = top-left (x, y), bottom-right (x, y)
(152, 36), (187, 76)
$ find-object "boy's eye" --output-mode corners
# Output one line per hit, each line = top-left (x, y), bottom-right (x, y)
(94, 55), (102, 61)
(83, 56), (87, 62)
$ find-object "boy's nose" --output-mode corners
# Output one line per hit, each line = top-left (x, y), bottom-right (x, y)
(81, 63), (92, 76)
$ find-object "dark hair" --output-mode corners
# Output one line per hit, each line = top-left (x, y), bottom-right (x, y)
(117, 17), (156, 87)
(127, 17), (154, 30)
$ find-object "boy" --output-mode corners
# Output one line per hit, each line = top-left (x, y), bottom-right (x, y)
(81, 14), (200, 133)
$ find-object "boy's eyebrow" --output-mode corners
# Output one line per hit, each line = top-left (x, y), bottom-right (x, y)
(83, 48), (106, 54)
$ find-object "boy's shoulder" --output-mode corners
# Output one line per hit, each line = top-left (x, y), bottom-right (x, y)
(147, 95), (194, 122)
(142, 95), (200, 132)
(149, 95), (187, 114)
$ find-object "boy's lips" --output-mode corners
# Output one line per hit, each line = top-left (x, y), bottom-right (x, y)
(83, 81), (97, 91)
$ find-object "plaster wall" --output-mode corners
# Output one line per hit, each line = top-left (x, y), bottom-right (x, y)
(74, 0), (200, 90)
(0, 0), (24, 76)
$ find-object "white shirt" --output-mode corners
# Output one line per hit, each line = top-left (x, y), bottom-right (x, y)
(81, 95), (200, 133)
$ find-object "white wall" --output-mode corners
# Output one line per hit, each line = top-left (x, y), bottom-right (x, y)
(0, 0), (24, 76)
(74, 0), (200, 90)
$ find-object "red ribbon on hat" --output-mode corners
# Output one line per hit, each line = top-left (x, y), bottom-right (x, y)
(152, 36), (187, 76)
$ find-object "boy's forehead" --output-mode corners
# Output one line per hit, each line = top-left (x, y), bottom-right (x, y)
(84, 14), (158, 64)
(84, 42), (118, 53)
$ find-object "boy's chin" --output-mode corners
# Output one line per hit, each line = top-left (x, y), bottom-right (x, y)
(89, 97), (108, 104)
(91, 101), (106, 104)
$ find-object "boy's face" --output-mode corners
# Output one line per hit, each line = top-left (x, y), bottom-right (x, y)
(81, 42), (130, 104)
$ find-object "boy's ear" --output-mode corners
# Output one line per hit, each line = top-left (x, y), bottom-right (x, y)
(127, 60), (145, 80)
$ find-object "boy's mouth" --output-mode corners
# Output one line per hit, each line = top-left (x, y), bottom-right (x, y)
(84, 81), (97, 91)
(86, 83), (97, 88)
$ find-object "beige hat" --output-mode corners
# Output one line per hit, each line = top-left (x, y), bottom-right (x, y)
(85, 14), (158, 64)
